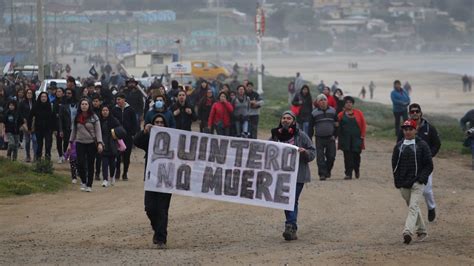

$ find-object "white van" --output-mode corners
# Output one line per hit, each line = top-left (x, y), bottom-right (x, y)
(35, 79), (82, 99)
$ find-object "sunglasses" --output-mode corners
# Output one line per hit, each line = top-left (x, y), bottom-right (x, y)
(409, 110), (420, 114)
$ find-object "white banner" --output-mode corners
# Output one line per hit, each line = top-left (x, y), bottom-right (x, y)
(145, 127), (300, 210)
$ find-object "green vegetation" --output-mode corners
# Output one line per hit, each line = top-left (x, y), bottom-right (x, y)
(252, 75), (468, 156)
(0, 158), (69, 197)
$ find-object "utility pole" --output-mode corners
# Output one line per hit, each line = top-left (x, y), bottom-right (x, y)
(30, 5), (35, 51)
(53, 11), (57, 62)
(36, 0), (44, 81)
(255, 3), (265, 94)
(44, 9), (48, 65)
(10, 0), (15, 57)
(105, 23), (109, 62)
(136, 21), (140, 53)
(216, 0), (220, 60)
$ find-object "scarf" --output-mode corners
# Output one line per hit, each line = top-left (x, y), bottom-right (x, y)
(275, 124), (297, 142)
(77, 112), (89, 125)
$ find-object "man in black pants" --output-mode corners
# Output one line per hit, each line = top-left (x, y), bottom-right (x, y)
(312, 94), (337, 180)
(112, 93), (137, 181)
(134, 113), (171, 249)
(245, 82), (263, 139)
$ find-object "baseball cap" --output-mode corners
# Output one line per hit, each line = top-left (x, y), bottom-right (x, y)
(401, 119), (417, 129)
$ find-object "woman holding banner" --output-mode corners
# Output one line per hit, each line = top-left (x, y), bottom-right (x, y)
(134, 113), (171, 249)
(270, 111), (316, 241)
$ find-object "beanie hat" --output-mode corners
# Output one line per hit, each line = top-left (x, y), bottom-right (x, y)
(281, 110), (296, 121)
(316, 94), (327, 102)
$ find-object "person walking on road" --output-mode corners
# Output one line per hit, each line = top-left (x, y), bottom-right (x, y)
(337, 96), (366, 180)
(270, 111), (316, 241)
(312, 94), (337, 181)
(397, 104), (441, 222)
(392, 119), (433, 245)
(391, 80), (410, 136)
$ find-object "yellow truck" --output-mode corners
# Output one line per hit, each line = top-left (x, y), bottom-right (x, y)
(168, 61), (231, 81)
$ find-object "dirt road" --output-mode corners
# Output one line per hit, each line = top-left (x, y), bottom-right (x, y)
(0, 136), (473, 265)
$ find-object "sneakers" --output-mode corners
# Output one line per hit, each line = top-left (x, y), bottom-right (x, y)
(428, 208), (436, 222)
(156, 242), (167, 249)
(80, 183), (86, 191)
(72, 178), (77, 184)
(111, 177), (116, 186)
(102, 180), (109, 187)
(282, 224), (297, 241)
(57, 156), (64, 164)
(86, 187), (92, 192)
(153, 233), (167, 249)
(403, 233), (412, 245)
(416, 232), (428, 242)
(122, 174), (128, 181)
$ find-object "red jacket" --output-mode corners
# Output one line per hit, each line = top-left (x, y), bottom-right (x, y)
(337, 108), (367, 149)
(208, 101), (234, 128)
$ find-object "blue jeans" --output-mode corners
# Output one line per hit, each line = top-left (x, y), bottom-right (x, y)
(299, 121), (311, 137)
(24, 132), (37, 160)
(284, 182), (305, 230)
(234, 119), (249, 137)
(393, 111), (408, 135)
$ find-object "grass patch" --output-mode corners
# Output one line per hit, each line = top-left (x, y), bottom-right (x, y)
(0, 158), (69, 197)
(251, 75), (468, 156)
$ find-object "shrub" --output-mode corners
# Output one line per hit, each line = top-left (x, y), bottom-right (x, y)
(33, 159), (54, 174)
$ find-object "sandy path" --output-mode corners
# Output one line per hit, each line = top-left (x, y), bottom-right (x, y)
(1, 136), (473, 264)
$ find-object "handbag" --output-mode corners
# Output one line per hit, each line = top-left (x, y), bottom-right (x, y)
(117, 139), (127, 152)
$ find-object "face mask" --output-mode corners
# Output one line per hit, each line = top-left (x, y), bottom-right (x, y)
(154, 100), (164, 109)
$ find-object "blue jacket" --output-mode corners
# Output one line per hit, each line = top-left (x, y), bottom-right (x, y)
(390, 88), (410, 113)
(144, 108), (176, 129)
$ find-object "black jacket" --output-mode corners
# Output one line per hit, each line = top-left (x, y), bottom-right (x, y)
(28, 101), (55, 132)
(18, 99), (34, 124)
(197, 97), (214, 126)
(392, 137), (433, 189)
(127, 89), (144, 116)
(100, 115), (121, 156)
(171, 101), (197, 131)
(51, 97), (65, 131)
(397, 118), (441, 157)
(292, 92), (313, 123)
(4, 109), (23, 134)
(112, 103), (137, 137)
(58, 102), (77, 133)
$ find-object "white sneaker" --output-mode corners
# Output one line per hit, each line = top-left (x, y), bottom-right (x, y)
(86, 187), (92, 192)
(111, 177), (115, 186)
(72, 178), (77, 184)
(80, 183), (86, 191)
(58, 157), (64, 164)
(102, 180), (109, 187)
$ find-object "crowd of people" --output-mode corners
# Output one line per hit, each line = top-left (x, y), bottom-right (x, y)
(1, 67), (473, 249)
